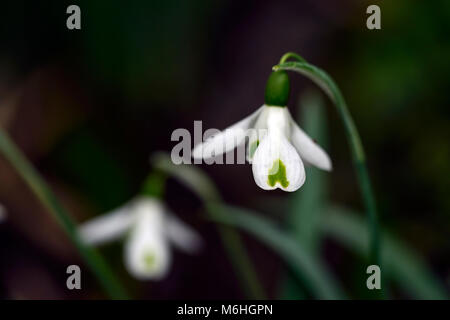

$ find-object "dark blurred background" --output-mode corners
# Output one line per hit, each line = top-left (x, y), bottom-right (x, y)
(0, 0), (449, 299)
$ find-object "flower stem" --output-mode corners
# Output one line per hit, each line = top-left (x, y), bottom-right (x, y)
(279, 52), (306, 64)
(273, 55), (381, 270)
(0, 127), (130, 299)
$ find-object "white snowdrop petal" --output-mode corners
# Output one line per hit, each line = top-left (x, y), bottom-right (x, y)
(252, 107), (305, 191)
(246, 129), (260, 164)
(289, 113), (332, 171)
(125, 230), (171, 281)
(192, 106), (264, 160)
(165, 214), (202, 254)
(252, 107), (305, 192)
(252, 137), (276, 191)
(78, 201), (136, 245)
(124, 207), (171, 281)
(246, 106), (270, 163)
(252, 131), (305, 192)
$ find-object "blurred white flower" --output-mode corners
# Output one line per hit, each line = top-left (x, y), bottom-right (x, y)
(79, 197), (201, 280)
(192, 105), (331, 192)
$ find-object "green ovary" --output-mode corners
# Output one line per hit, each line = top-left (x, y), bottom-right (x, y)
(267, 159), (289, 188)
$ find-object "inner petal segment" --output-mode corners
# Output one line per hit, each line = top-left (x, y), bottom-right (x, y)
(268, 159), (289, 188)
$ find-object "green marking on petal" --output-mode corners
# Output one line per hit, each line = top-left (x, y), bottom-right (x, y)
(249, 140), (259, 158)
(143, 251), (156, 271)
(268, 159), (289, 188)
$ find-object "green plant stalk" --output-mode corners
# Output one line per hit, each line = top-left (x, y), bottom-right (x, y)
(0, 128), (129, 299)
(275, 53), (380, 268)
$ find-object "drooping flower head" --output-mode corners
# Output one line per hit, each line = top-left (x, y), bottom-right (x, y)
(193, 70), (331, 192)
(79, 197), (201, 280)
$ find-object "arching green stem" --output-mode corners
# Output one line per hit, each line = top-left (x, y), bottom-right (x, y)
(0, 127), (130, 299)
(279, 52), (306, 64)
(273, 54), (381, 271)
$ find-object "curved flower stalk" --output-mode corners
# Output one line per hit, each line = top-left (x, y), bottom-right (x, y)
(79, 196), (202, 280)
(273, 52), (381, 269)
(192, 71), (332, 192)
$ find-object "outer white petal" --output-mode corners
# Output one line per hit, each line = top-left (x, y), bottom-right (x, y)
(252, 107), (305, 192)
(246, 106), (270, 163)
(165, 214), (202, 254)
(192, 106), (264, 160)
(124, 200), (171, 281)
(288, 112), (332, 171)
(78, 200), (137, 245)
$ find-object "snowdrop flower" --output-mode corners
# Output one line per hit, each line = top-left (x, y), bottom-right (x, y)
(193, 70), (332, 192)
(79, 196), (201, 280)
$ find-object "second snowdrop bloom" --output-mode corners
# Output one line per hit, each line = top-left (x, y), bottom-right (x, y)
(192, 70), (332, 192)
(79, 197), (201, 280)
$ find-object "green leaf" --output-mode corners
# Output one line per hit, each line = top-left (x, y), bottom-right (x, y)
(322, 206), (449, 300)
(288, 89), (329, 251)
(281, 89), (329, 299)
(208, 203), (347, 299)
